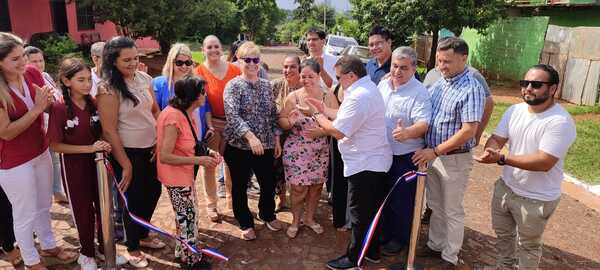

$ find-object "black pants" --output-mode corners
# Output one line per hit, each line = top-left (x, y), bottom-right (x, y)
(381, 153), (418, 247)
(224, 145), (276, 230)
(329, 138), (348, 228)
(111, 147), (162, 251)
(0, 186), (15, 252)
(346, 170), (386, 262)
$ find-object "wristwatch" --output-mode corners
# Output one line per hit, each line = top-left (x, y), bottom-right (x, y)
(497, 154), (506, 166)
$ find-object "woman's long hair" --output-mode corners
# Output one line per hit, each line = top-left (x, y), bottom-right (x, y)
(0, 32), (24, 111)
(101, 36), (139, 106)
(58, 57), (101, 138)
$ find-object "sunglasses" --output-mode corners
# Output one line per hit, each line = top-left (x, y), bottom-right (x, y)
(175, 60), (193, 67)
(519, 80), (551, 89)
(241, 57), (260, 64)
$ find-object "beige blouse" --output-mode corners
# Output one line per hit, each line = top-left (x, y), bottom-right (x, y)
(98, 71), (156, 148)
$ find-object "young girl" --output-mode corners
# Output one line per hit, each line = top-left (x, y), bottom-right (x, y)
(48, 57), (126, 270)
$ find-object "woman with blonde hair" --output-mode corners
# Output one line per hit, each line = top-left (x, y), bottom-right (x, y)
(223, 41), (283, 240)
(0, 32), (77, 270)
(153, 43), (214, 140)
(194, 35), (240, 222)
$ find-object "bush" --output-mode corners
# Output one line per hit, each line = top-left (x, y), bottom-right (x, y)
(38, 35), (82, 76)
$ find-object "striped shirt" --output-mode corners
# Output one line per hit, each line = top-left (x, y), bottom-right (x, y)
(426, 68), (486, 150)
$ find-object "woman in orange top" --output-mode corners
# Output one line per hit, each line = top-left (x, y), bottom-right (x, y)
(156, 75), (220, 269)
(194, 35), (240, 221)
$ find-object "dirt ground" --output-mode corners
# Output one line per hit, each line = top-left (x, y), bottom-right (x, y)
(1, 46), (599, 270)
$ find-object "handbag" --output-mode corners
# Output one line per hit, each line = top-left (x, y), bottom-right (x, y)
(178, 108), (210, 175)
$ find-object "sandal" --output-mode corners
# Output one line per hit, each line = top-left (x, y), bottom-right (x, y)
(241, 228), (256, 241)
(305, 222), (324, 234)
(5, 248), (23, 266)
(207, 208), (220, 222)
(286, 225), (299, 238)
(126, 252), (148, 268)
(24, 263), (47, 270)
(139, 237), (166, 249)
(39, 247), (78, 264)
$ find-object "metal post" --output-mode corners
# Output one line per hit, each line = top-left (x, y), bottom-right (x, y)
(95, 152), (118, 270)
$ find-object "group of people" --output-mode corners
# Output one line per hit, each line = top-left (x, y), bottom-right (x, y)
(0, 24), (575, 270)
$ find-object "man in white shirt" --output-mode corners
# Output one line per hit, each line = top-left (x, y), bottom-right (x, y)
(89, 41), (105, 97)
(475, 64), (576, 270)
(305, 28), (338, 88)
(306, 55), (392, 270)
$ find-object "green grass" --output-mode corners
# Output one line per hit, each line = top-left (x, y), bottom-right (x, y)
(484, 102), (600, 185)
(191, 51), (205, 64)
(565, 120), (600, 184)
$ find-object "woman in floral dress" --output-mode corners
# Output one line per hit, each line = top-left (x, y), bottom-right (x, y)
(279, 59), (339, 238)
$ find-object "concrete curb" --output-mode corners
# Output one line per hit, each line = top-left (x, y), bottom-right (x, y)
(564, 173), (600, 198)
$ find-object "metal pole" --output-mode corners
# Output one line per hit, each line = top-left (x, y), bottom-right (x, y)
(95, 152), (117, 270)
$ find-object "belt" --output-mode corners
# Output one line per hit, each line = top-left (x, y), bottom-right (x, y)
(445, 148), (470, 155)
(212, 116), (226, 121)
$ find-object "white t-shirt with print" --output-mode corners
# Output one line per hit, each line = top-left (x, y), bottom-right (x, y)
(494, 102), (576, 201)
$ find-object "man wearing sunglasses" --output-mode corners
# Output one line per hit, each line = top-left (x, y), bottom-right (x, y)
(475, 64), (576, 270)
(411, 37), (486, 269)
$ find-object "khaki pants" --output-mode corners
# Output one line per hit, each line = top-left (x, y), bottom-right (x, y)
(426, 152), (473, 264)
(491, 179), (559, 270)
(200, 118), (231, 210)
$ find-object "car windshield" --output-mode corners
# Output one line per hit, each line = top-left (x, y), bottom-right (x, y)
(352, 47), (370, 58)
(328, 37), (356, 48)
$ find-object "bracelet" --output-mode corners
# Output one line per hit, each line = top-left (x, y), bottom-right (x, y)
(312, 112), (321, 120)
(497, 154), (506, 166)
(432, 147), (439, 157)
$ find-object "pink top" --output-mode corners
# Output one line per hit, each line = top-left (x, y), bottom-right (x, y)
(156, 106), (198, 187)
(0, 66), (48, 169)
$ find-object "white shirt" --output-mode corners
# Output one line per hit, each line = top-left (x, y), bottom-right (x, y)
(91, 67), (101, 97)
(310, 51), (339, 87)
(495, 103), (576, 201)
(332, 76), (392, 177)
(379, 77), (432, 155)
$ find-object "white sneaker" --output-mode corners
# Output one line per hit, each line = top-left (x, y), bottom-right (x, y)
(96, 252), (128, 265)
(77, 254), (98, 270)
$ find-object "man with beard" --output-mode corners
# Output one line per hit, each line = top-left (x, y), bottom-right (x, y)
(411, 37), (486, 269)
(366, 26), (392, 85)
(475, 64), (576, 270)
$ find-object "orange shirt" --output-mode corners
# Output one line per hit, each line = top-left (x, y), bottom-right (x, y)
(194, 63), (241, 118)
(156, 106), (197, 187)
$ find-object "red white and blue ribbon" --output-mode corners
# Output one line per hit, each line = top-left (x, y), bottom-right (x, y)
(356, 170), (427, 267)
(103, 158), (229, 262)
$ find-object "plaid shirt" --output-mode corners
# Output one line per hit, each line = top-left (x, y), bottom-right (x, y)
(426, 68), (486, 150)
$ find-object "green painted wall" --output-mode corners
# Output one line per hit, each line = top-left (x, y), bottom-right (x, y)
(462, 16), (549, 81)
(540, 9), (600, 27)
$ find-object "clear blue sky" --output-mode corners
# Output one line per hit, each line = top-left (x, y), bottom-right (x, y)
(275, 0), (351, 12)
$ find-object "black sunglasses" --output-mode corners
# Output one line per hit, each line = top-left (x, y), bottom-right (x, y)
(519, 80), (551, 89)
(241, 57), (260, 64)
(175, 60), (193, 67)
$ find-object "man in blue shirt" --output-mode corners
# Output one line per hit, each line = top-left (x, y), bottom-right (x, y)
(366, 26), (392, 85)
(412, 37), (486, 269)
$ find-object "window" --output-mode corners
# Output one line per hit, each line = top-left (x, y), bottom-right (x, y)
(0, 0), (11, 32)
(76, 0), (94, 31)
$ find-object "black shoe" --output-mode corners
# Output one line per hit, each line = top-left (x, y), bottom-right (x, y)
(364, 253), (381, 263)
(421, 207), (432, 225)
(326, 255), (359, 270)
(189, 259), (212, 270)
(381, 241), (404, 256)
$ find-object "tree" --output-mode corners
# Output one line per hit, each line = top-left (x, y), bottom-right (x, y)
(89, 0), (196, 53)
(235, 0), (281, 42)
(293, 0), (315, 22)
(185, 0), (240, 44)
(330, 14), (362, 44)
(314, 3), (336, 31)
(350, 0), (505, 69)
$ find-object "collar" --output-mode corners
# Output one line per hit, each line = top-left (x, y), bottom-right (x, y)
(347, 76), (373, 93)
(387, 76), (417, 93)
(443, 67), (469, 83)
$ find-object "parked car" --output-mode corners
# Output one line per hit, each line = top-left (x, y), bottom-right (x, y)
(325, 35), (358, 56)
(340, 45), (370, 64)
